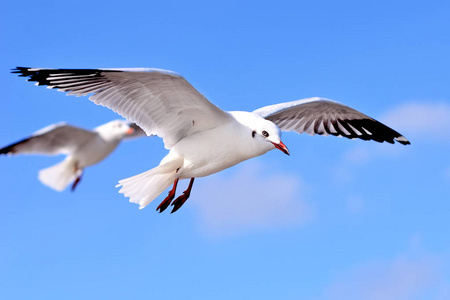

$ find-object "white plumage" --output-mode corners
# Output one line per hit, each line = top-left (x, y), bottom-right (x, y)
(0, 119), (146, 191)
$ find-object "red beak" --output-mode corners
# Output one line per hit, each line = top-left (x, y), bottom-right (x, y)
(272, 141), (290, 155)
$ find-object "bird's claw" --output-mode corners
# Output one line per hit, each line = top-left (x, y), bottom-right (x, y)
(170, 192), (189, 214)
(156, 193), (175, 213)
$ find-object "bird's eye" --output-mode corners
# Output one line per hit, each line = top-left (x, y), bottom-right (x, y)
(262, 130), (269, 137)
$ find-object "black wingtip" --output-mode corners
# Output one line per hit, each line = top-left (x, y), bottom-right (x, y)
(0, 137), (32, 155)
(341, 119), (411, 146)
(11, 67), (32, 76)
(0, 147), (10, 155)
(0, 145), (17, 155)
(395, 136), (411, 145)
(11, 67), (57, 86)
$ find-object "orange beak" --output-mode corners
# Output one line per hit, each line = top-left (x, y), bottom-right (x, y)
(272, 141), (290, 155)
(126, 127), (134, 135)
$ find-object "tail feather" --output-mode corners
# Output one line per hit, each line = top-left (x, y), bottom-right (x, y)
(38, 158), (79, 191)
(117, 159), (181, 209)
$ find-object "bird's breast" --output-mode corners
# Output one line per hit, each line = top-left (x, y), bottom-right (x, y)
(170, 123), (270, 178)
(74, 138), (119, 168)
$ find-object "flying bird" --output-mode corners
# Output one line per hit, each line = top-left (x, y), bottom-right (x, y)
(12, 67), (410, 213)
(0, 119), (146, 191)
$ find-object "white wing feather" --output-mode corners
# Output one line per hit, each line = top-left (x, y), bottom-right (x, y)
(0, 123), (96, 155)
(14, 68), (232, 149)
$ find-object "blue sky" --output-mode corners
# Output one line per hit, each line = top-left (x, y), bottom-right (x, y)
(1, 1), (449, 299)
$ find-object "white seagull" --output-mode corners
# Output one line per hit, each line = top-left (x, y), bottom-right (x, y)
(13, 67), (410, 213)
(0, 119), (146, 191)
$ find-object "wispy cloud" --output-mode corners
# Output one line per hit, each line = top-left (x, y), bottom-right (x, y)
(331, 101), (450, 184)
(382, 101), (450, 141)
(191, 160), (313, 238)
(321, 241), (444, 300)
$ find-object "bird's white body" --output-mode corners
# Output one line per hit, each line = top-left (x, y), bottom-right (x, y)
(118, 111), (285, 208)
(166, 111), (278, 179)
(73, 122), (130, 168)
(70, 138), (119, 168)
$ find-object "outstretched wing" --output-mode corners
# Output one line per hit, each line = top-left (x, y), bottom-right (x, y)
(254, 97), (410, 145)
(0, 123), (96, 156)
(13, 67), (232, 149)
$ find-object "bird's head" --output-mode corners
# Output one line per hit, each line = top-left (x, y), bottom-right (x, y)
(252, 119), (289, 155)
(95, 120), (134, 140)
(232, 111), (289, 156)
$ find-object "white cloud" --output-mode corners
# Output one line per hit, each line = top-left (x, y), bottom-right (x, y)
(342, 146), (372, 165)
(190, 161), (313, 238)
(329, 142), (402, 185)
(382, 102), (450, 141)
(331, 101), (450, 184)
(322, 253), (441, 300)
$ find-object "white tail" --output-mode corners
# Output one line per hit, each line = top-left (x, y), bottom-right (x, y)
(38, 157), (79, 191)
(117, 159), (181, 209)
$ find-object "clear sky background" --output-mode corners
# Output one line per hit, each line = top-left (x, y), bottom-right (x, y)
(1, 1), (449, 299)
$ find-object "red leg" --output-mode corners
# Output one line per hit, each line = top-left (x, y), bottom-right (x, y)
(71, 172), (83, 192)
(156, 178), (179, 213)
(171, 178), (195, 213)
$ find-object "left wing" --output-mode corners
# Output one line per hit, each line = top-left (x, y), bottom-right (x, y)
(254, 97), (410, 145)
(12, 67), (233, 149)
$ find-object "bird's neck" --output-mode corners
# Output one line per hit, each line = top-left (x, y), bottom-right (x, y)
(95, 130), (122, 143)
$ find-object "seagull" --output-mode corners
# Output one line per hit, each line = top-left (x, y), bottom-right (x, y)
(12, 67), (410, 213)
(0, 119), (146, 191)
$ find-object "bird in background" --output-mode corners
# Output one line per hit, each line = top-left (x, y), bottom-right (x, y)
(12, 67), (410, 213)
(0, 119), (146, 191)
